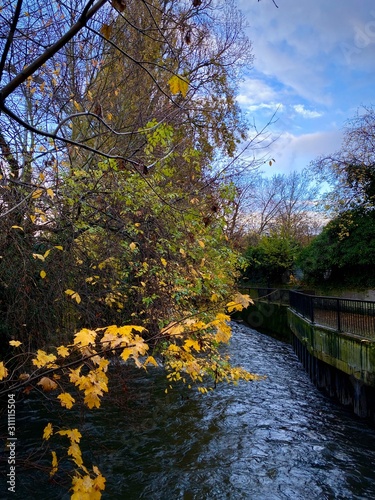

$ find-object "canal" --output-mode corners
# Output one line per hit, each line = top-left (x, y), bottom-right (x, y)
(3, 322), (375, 499)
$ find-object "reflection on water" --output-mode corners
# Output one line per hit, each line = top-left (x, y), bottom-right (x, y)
(3, 322), (375, 499)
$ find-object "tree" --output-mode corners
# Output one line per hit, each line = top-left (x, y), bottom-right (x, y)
(312, 105), (375, 212)
(0, 1), (259, 496)
(0, 0), (252, 340)
(243, 231), (301, 285)
(299, 208), (375, 288)
(237, 170), (322, 246)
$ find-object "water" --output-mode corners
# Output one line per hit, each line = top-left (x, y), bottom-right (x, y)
(3, 322), (375, 499)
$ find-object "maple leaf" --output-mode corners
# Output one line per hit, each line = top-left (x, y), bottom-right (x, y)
(161, 321), (184, 337)
(0, 362), (8, 380)
(73, 328), (97, 346)
(226, 293), (253, 312)
(84, 391), (101, 409)
(143, 356), (159, 368)
(50, 451), (58, 477)
(120, 347), (133, 363)
(183, 339), (200, 352)
(69, 365), (82, 384)
(58, 393), (75, 409)
(32, 350), (57, 368)
(68, 442), (84, 467)
(93, 471), (106, 491)
(56, 345), (70, 357)
(43, 422), (53, 440)
(37, 376), (58, 392)
(168, 74), (189, 98)
(58, 428), (82, 443)
(9, 340), (22, 347)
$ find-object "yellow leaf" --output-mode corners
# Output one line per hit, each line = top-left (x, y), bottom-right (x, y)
(72, 292), (81, 304)
(58, 393), (75, 409)
(120, 347), (133, 363)
(39, 172), (45, 181)
(43, 423), (53, 440)
(57, 428), (82, 443)
(84, 391), (102, 409)
(65, 289), (81, 304)
(69, 366), (82, 384)
(29, 214), (36, 223)
(161, 257), (167, 267)
(11, 226), (23, 231)
(184, 339), (200, 352)
(129, 242), (137, 251)
(143, 356), (159, 367)
(37, 376), (58, 391)
(50, 451), (58, 477)
(54, 245), (63, 251)
(74, 328), (97, 346)
(9, 340), (22, 347)
(210, 293), (219, 302)
(179, 248), (186, 258)
(33, 253), (45, 261)
(43, 249), (50, 258)
(32, 188), (43, 199)
(46, 188), (54, 198)
(168, 74), (189, 98)
(40, 270), (47, 279)
(0, 361), (8, 380)
(226, 293), (253, 312)
(56, 345), (70, 357)
(198, 240), (205, 248)
(73, 100), (81, 111)
(161, 321), (184, 337)
(32, 350), (57, 368)
(93, 471), (106, 491)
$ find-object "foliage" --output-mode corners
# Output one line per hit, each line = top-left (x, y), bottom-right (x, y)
(312, 105), (375, 212)
(299, 209), (375, 287)
(243, 232), (302, 286)
(0, 293), (258, 495)
(0, 0), (262, 497)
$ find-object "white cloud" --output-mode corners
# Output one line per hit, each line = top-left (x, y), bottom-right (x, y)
(264, 129), (343, 174)
(237, 0), (375, 104)
(237, 78), (278, 105)
(293, 104), (322, 119)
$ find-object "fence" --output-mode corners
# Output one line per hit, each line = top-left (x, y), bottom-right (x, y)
(289, 291), (375, 339)
(241, 286), (375, 340)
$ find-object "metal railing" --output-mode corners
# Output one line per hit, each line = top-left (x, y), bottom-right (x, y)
(240, 286), (375, 340)
(289, 290), (375, 339)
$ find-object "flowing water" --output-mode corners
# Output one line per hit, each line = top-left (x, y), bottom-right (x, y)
(3, 322), (375, 499)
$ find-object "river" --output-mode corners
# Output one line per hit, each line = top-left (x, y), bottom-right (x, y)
(3, 322), (375, 499)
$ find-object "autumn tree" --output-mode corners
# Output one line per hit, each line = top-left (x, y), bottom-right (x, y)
(0, 1), (260, 496)
(0, 0), (253, 340)
(312, 105), (375, 212)
(238, 170), (323, 285)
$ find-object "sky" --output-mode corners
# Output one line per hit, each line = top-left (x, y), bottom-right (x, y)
(236, 0), (375, 176)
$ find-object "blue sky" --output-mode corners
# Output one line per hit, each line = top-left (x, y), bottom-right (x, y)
(236, 0), (375, 175)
